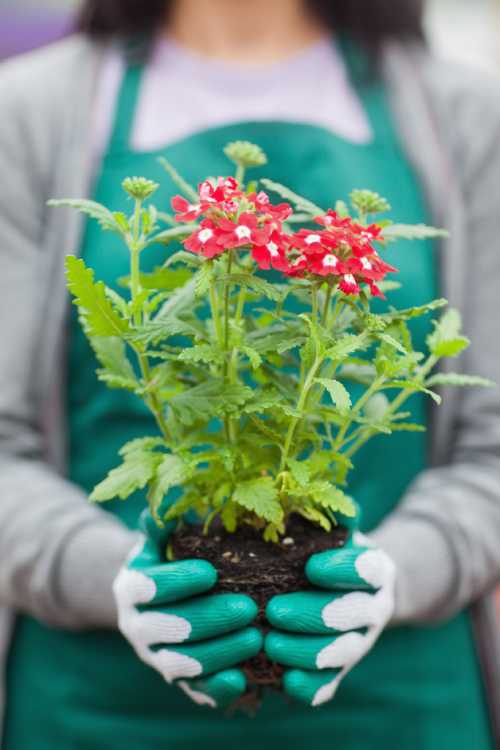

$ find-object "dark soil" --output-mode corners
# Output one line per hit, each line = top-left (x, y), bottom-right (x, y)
(171, 518), (347, 706)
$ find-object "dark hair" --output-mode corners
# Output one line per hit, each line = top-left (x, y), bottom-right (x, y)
(77, 0), (424, 52)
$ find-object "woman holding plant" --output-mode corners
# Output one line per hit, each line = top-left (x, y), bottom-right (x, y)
(0, 0), (499, 748)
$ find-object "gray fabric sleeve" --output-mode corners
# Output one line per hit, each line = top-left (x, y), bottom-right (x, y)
(372, 70), (500, 624)
(0, 43), (136, 631)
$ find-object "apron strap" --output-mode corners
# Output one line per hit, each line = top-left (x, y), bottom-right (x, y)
(107, 61), (145, 155)
(338, 35), (393, 146)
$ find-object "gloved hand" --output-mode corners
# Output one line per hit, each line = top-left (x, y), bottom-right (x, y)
(113, 510), (262, 709)
(264, 511), (395, 707)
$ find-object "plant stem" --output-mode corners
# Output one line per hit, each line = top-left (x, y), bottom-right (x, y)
(236, 165), (245, 186)
(279, 355), (323, 472)
(223, 253), (233, 379)
(321, 284), (334, 326)
(333, 375), (385, 452)
(130, 198), (144, 328)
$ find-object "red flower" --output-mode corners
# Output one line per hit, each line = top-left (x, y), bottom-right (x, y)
(252, 231), (290, 272)
(216, 212), (262, 250)
(339, 274), (361, 295)
(184, 219), (224, 258)
(249, 191), (293, 222)
(290, 229), (329, 255)
(171, 195), (203, 223)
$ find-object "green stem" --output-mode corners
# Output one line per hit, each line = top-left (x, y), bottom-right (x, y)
(130, 198), (144, 328)
(321, 284), (334, 327)
(280, 355), (323, 472)
(333, 375), (385, 452)
(223, 254), (233, 379)
(236, 165), (246, 187)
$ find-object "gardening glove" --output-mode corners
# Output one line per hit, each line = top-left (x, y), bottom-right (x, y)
(264, 510), (396, 707)
(113, 509), (262, 709)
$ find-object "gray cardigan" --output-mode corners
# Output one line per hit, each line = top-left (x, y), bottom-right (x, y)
(0, 35), (499, 736)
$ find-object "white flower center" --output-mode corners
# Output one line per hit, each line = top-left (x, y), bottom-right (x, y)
(198, 228), (213, 244)
(323, 254), (338, 268)
(235, 225), (252, 240)
(305, 233), (322, 245)
(344, 274), (356, 284)
(267, 241), (279, 257)
(361, 257), (373, 270)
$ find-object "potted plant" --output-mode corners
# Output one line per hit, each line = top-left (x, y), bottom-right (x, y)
(51, 140), (491, 699)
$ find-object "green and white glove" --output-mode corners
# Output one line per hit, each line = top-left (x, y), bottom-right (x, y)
(113, 510), (262, 709)
(264, 512), (396, 707)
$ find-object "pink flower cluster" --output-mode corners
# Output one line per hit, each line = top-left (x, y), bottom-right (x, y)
(172, 179), (396, 297)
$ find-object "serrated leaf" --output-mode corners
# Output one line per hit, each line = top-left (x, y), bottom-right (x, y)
(89, 335), (138, 391)
(386, 380), (442, 404)
(427, 309), (470, 358)
(382, 224), (449, 241)
(426, 373), (495, 388)
(128, 317), (200, 346)
(381, 298), (448, 323)
(287, 459), (311, 487)
(260, 179), (324, 216)
(326, 333), (369, 361)
(179, 344), (223, 366)
(232, 477), (283, 525)
(377, 333), (408, 355)
(90, 448), (162, 502)
(277, 337), (305, 354)
(309, 482), (355, 515)
(221, 273), (282, 302)
(148, 454), (192, 517)
(134, 267), (193, 291)
(316, 378), (352, 414)
(295, 506), (332, 532)
(65, 256), (129, 336)
(241, 346), (262, 370)
(158, 157), (199, 203)
(49, 199), (123, 233)
(165, 250), (203, 268)
(170, 381), (253, 426)
(195, 263), (213, 298)
(148, 224), (198, 247)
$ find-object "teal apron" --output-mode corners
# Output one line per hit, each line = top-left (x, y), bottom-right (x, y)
(3, 42), (493, 750)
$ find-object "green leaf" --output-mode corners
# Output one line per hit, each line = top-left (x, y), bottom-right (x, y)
(178, 344), (223, 366)
(241, 346), (263, 370)
(195, 262), (213, 298)
(385, 380), (442, 404)
(148, 224), (198, 247)
(260, 179), (324, 216)
(382, 224), (449, 241)
(287, 459), (311, 487)
(128, 317), (200, 346)
(426, 373), (495, 388)
(315, 379), (352, 414)
(377, 333), (408, 355)
(427, 309), (470, 358)
(309, 482), (355, 515)
(221, 273), (283, 302)
(148, 454), (192, 518)
(89, 335), (138, 391)
(135, 267), (192, 291)
(90, 448), (162, 502)
(49, 199), (124, 233)
(326, 333), (369, 361)
(381, 298), (448, 323)
(158, 157), (199, 203)
(232, 477), (284, 525)
(65, 256), (129, 336)
(170, 381), (253, 426)
(295, 506), (332, 532)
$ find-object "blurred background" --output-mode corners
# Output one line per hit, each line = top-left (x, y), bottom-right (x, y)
(1, 0), (500, 70)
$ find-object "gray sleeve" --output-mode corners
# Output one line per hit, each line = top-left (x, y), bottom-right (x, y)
(372, 73), (500, 624)
(0, 43), (136, 631)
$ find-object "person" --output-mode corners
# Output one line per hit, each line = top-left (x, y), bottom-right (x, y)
(0, 0), (499, 747)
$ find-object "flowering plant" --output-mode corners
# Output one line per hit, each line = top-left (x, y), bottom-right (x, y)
(53, 141), (491, 542)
